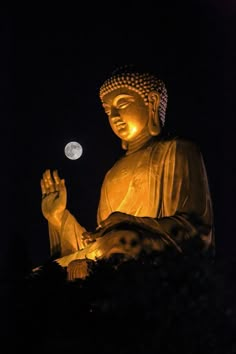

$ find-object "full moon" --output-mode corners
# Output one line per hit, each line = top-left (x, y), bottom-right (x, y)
(64, 141), (83, 160)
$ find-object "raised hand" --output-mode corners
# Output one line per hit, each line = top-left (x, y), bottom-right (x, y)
(40, 169), (67, 229)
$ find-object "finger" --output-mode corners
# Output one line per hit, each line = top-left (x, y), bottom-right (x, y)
(99, 225), (113, 237)
(59, 179), (66, 192)
(42, 170), (48, 185)
(43, 169), (52, 183)
(82, 231), (92, 239)
(42, 174), (50, 194)
(42, 170), (52, 193)
(96, 224), (102, 231)
(53, 170), (61, 191)
(53, 169), (61, 182)
(40, 179), (47, 195)
(44, 178), (54, 193)
(45, 170), (56, 193)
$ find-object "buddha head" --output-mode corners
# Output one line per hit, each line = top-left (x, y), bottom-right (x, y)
(99, 65), (168, 149)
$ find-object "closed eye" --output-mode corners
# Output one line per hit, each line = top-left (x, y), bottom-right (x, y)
(117, 102), (130, 109)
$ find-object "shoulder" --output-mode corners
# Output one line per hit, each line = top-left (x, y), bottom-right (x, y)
(154, 133), (201, 152)
(154, 133), (199, 149)
(151, 134), (202, 162)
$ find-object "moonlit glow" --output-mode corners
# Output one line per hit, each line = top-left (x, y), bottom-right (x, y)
(64, 141), (83, 160)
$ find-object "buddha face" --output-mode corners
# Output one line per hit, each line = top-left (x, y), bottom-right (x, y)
(102, 88), (150, 142)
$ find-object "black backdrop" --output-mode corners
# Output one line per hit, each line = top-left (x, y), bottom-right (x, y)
(1, 2), (236, 349)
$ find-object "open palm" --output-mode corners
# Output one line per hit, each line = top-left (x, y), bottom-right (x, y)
(41, 169), (67, 226)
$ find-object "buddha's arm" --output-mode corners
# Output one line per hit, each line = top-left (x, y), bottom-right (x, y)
(48, 209), (87, 258)
(134, 140), (214, 253)
(126, 212), (213, 254)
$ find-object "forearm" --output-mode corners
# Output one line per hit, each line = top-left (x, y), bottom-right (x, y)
(48, 209), (87, 258)
(117, 213), (213, 254)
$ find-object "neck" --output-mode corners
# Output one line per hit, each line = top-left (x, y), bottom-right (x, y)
(125, 130), (152, 155)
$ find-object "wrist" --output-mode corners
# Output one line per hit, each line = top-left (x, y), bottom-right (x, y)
(49, 210), (65, 230)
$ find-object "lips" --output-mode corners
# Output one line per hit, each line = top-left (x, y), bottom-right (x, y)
(115, 121), (126, 130)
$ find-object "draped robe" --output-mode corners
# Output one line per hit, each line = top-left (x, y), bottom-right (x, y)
(49, 136), (214, 267)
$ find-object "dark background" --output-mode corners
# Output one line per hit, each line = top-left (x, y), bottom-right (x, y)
(0, 2), (236, 349)
(1, 1), (235, 274)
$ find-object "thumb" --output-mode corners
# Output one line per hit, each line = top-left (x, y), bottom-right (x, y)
(61, 179), (66, 187)
(59, 179), (67, 194)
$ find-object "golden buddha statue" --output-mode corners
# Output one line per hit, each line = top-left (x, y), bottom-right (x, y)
(40, 66), (214, 281)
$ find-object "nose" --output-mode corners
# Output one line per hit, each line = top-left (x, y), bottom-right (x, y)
(110, 106), (120, 119)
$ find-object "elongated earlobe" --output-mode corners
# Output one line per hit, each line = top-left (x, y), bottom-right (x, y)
(148, 111), (160, 136)
(148, 92), (161, 136)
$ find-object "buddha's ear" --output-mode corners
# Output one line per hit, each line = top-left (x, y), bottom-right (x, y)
(147, 91), (161, 136)
(148, 91), (160, 112)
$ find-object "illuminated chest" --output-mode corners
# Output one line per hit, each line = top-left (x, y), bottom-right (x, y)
(105, 148), (152, 209)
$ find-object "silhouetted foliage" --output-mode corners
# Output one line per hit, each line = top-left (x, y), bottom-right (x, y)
(9, 250), (236, 354)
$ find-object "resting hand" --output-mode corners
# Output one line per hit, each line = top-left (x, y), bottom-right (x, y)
(95, 211), (133, 237)
(40, 169), (67, 229)
(80, 212), (130, 242)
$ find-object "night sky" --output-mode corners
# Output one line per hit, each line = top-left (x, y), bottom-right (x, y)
(1, 2), (235, 274)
